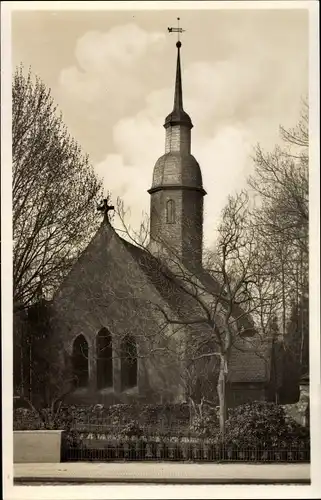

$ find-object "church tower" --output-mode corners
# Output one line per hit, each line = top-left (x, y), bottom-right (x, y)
(148, 40), (206, 269)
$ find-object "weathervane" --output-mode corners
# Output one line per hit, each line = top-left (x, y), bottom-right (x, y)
(168, 17), (186, 44)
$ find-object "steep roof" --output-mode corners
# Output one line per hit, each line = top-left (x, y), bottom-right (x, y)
(121, 237), (270, 384)
(187, 266), (256, 335)
(122, 238), (209, 325)
(164, 41), (193, 130)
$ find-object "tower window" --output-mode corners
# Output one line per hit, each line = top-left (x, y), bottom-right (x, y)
(72, 334), (89, 388)
(96, 327), (113, 389)
(166, 199), (176, 224)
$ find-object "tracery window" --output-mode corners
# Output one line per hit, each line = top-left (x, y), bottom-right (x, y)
(120, 335), (137, 391)
(72, 334), (89, 387)
(96, 328), (113, 389)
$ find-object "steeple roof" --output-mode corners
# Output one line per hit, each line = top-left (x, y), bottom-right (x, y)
(164, 41), (193, 129)
(149, 38), (204, 196)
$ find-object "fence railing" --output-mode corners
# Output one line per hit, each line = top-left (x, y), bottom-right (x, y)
(62, 439), (310, 463)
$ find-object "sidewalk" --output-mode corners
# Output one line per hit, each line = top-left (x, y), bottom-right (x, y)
(14, 462), (310, 484)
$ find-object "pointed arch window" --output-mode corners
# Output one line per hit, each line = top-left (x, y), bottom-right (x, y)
(72, 334), (89, 388)
(96, 327), (113, 389)
(121, 335), (137, 391)
(166, 199), (176, 224)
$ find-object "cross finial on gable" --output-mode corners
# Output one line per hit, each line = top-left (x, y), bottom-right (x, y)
(97, 198), (114, 222)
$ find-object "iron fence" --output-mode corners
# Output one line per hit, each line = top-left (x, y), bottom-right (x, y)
(62, 438), (310, 463)
(62, 427), (310, 463)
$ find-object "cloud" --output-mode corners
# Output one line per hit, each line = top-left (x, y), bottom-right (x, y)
(95, 153), (151, 236)
(75, 24), (165, 73)
(58, 20), (308, 248)
(59, 24), (166, 110)
(59, 65), (103, 104)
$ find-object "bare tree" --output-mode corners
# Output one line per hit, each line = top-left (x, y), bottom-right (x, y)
(237, 102), (310, 405)
(12, 66), (103, 312)
(280, 98), (309, 151)
(248, 103), (309, 390)
(111, 192), (274, 437)
(249, 102), (308, 277)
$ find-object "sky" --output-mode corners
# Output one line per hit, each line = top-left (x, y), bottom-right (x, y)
(11, 7), (309, 248)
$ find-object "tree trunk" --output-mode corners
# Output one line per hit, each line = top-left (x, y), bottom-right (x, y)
(20, 337), (24, 397)
(217, 356), (228, 439)
(281, 255), (286, 337)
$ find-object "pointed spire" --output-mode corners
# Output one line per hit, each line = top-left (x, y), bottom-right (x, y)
(164, 41), (193, 130)
(173, 41), (183, 111)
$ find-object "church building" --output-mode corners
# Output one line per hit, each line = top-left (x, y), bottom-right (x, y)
(50, 40), (273, 407)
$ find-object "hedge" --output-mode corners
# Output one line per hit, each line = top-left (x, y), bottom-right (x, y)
(13, 402), (191, 431)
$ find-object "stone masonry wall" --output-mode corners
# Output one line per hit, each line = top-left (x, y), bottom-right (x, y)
(150, 188), (184, 259)
(182, 189), (203, 269)
(52, 224), (186, 407)
(149, 188), (203, 269)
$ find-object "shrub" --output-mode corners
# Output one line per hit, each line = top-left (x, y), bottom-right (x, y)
(118, 421), (143, 439)
(13, 407), (42, 430)
(189, 406), (219, 438)
(223, 401), (310, 449)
